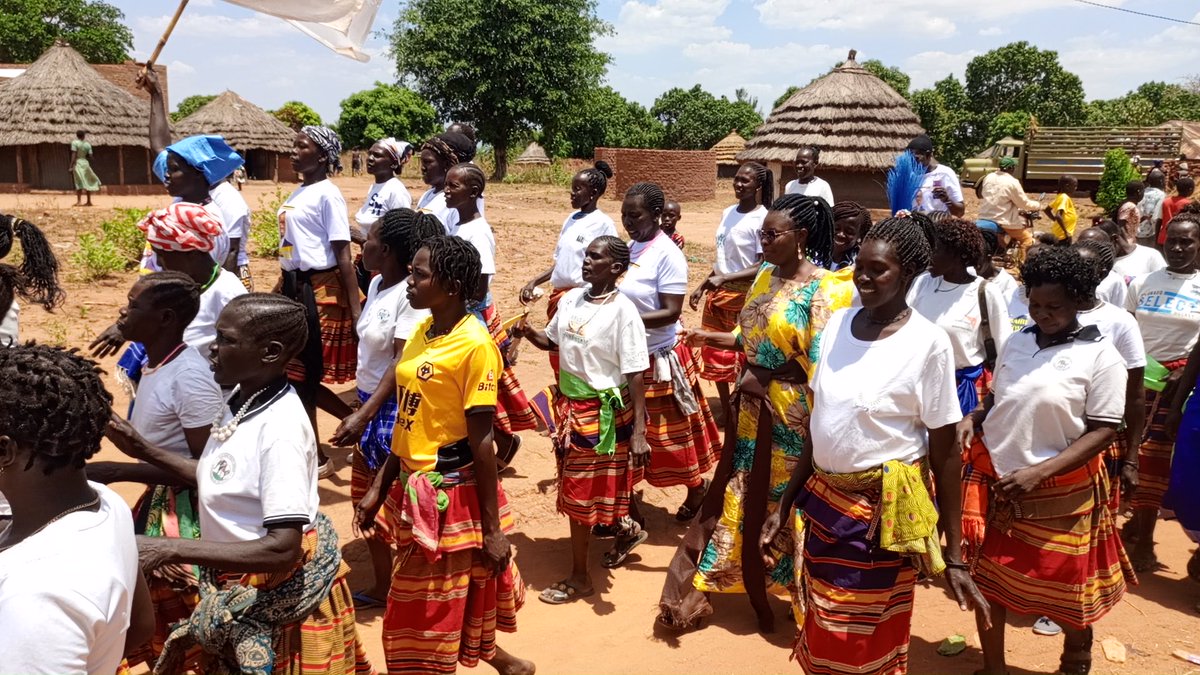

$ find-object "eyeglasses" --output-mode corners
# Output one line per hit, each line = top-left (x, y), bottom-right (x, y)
(759, 228), (800, 243)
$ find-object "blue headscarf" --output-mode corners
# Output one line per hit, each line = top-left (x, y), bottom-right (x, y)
(153, 135), (244, 186)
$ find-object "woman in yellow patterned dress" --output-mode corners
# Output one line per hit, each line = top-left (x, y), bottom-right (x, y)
(657, 194), (836, 633)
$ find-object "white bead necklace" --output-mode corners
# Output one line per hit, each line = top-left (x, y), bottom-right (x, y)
(211, 384), (270, 442)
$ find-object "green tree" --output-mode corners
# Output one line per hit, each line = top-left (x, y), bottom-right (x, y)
(389, 0), (611, 179)
(335, 82), (439, 149)
(772, 85), (801, 111)
(963, 41), (1086, 129)
(542, 85), (661, 158)
(171, 94), (216, 122)
(1096, 148), (1141, 214)
(986, 111), (1032, 145)
(272, 101), (322, 131)
(0, 0), (132, 63)
(911, 76), (975, 170)
(1085, 82), (1200, 127)
(860, 59), (911, 99)
(651, 85), (762, 150)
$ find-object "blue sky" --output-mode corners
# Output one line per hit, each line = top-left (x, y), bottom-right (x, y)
(113, 0), (1200, 123)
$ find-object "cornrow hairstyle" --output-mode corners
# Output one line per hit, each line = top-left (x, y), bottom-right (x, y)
(1020, 246), (1094, 304)
(1074, 239), (1116, 275)
(743, 162), (775, 207)
(0, 215), (64, 311)
(136, 271), (202, 327)
(1093, 218), (1123, 242)
(1170, 210), (1200, 230)
(832, 201), (872, 237)
(592, 235), (631, 273)
(933, 217), (985, 267)
(423, 235), (482, 301)
(423, 132), (475, 170)
(0, 344), (112, 474)
(797, 145), (821, 163)
(924, 210), (951, 224)
(451, 162), (487, 197)
(906, 211), (937, 251)
(578, 160), (614, 197)
(769, 194), (834, 267)
(863, 216), (932, 277)
(625, 181), (665, 217)
(223, 293), (309, 363)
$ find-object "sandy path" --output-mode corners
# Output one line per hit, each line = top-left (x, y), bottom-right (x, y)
(2, 176), (1196, 674)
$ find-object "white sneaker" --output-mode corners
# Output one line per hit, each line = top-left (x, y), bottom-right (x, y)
(1033, 616), (1062, 636)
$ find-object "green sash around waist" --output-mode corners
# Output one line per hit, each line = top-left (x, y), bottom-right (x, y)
(559, 370), (626, 455)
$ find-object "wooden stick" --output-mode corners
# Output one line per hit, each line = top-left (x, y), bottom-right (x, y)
(143, 0), (190, 73)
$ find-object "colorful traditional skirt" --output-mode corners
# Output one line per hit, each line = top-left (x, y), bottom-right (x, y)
(546, 286), (571, 376)
(1166, 396), (1200, 544)
(282, 268), (358, 403)
(553, 390), (635, 526)
(1133, 383), (1180, 510)
(699, 283), (749, 383)
(794, 470), (916, 675)
(376, 468), (523, 674)
(1103, 428), (1128, 515)
(636, 341), (720, 488)
(474, 300), (538, 434)
(962, 439), (1132, 630)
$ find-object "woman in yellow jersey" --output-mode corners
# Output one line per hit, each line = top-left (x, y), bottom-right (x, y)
(356, 235), (534, 675)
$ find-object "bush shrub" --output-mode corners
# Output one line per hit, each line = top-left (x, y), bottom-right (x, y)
(1096, 148), (1141, 215)
(501, 160), (575, 187)
(71, 233), (125, 281)
(99, 208), (150, 269)
(251, 187), (287, 258)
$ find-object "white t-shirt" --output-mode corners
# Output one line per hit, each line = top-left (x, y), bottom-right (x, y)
(417, 189), (485, 234)
(784, 176), (834, 206)
(713, 204), (766, 275)
(989, 268), (1021, 314)
(549, 210), (618, 289)
(0, 483), (137, 675)
(130, 347), (224, 457)
(1096, 270), (1128, 307)
(810, 308), (962, 473)
(1125, 269), (1200, 362)
(618, 230), (689, 353)
(910, 275), (1011, 368)
(455, 216), (497, 276)
(982, 326), (1127, 476)
(355, 177), (412, 232)
(197, 387), (319, 543)
(1113, 245), (1166, 280)
(545, 287), (650, 389)
(913, 164), (964, 213)
(210, 181), (251, 267)
(184, 269), (248, 353)
(278, 179), (351, 272)
(1078, 301), (1146, 369)
(0, 300), (17, 347)
(356, 275), (428, 393)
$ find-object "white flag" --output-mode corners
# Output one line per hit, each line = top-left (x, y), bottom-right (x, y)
(221, 0), (382, 62)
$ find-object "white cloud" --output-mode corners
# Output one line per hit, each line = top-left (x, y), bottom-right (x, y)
(599, 0), (732, 55)
(1058, 11), (1200, 99)
(136, 12), (295, 39)
(978, 26), (1004, 36)
(166, 59), (195, 76)
(678, 40), (848, 103)
(903, 49), (981, 90)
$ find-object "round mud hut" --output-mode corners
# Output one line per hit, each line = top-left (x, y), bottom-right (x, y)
(711, 130), (747, 179)
(738, 50), (925, 209)
(175, 90), (298, 182)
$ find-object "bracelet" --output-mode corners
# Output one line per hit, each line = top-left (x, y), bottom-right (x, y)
(1120, 459), (1139, 469)
(943, 561), (970, 571)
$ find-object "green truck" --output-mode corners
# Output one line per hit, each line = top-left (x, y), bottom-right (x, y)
(959, 126), (1184, 193)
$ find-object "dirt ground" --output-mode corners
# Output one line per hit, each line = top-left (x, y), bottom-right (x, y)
(3, 176), (1197, 675)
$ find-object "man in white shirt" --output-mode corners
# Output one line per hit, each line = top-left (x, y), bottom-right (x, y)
(783, 146), (834, 206)
(908, 135), (965, 217)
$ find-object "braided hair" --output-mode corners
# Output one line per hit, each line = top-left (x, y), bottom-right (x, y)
(769, 194), (834, 267)
(591, 235), (631, 272)
(423, 132), (475, 171)
(1021, 246), (1094, 304)
(223, 293), (308, 362)
(832, 201), (872, 236)
(379, 209), (446, 272)
(933, 217), (984, 267)
(0, 344), (112, 474)
(451, 162), (487, 197)
(863, 216), (932, 277)
(907, 211), (937, 251)
(136, 271), (201, 327)
(578, 161), (614, 197)
(1074, 239), (1116, 275)
(423, 235), (482, 300)
(625, 182), (664, 216)
(743, 162), (775, 207)
(0, 215), (64, 311)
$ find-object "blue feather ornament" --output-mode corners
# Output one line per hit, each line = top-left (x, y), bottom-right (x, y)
(887, 151), (926, 215)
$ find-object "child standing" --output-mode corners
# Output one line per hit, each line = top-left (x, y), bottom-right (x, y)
(1045, 175), (1078, 243)
(661, 200), (685, 249)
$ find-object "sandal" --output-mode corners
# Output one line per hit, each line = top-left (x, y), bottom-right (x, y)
(351, 591), (386, 609)
(602, 529), (648, 568)
(676, 479), (710, 521)
(538, 579), (594, 605)
(1058, 627), (1093, 674)
(1130, 547), (1159, 573)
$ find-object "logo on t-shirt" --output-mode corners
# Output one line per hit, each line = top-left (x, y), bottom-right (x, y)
(210, 453), (236, 483)
(417, 362), (434, 381)
(1052, 355), (1072, 371)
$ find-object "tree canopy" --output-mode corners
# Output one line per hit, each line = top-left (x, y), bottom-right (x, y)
(1085, 82), (1200, 127)
(272, 101), (322, 131)
(0, 0), (132, 63)
(651, 85), (762, 151)
(542, 85), (660, 158)
(171, 94), (217, 122)
(336, 82), (439, 149)
(390, 0), (611, 178)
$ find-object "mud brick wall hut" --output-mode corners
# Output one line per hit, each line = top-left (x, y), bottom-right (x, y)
(594, 147), (716, 201)
(711, 130), (747, 179)
(738, 50), (924, 209)
(174, 90), (299, 182)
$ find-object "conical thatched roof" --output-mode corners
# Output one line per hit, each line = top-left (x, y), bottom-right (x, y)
(175, 90), (295, 152)
(711, 130), (746, 165)
(738, 50), (924, 171)
(515, 141), (551, 165)
(0, 41), (150, 147)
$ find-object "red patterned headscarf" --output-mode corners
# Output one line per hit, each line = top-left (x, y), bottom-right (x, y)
(138, 202), (223, 253)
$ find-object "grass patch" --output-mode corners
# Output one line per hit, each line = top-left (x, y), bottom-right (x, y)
(251, 187), (287, 258)
(70, 233), (125, 281)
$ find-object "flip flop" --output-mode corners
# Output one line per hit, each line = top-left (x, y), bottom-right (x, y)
(676, 479), (710, 521)
(352, 591), (386, 609)
(602, 529), (649, 568)
(538, 580), (595, 605)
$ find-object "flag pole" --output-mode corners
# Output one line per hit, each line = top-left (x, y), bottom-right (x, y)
(143, 0), (190, 73)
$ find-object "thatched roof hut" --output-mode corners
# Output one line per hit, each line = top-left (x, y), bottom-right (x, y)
(0, 41), (161, 191)
(711, 130), (746, 178)
(514, 141), (551, 165)
(738, 49), (925, 208)
(175, 90), (298, 181)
